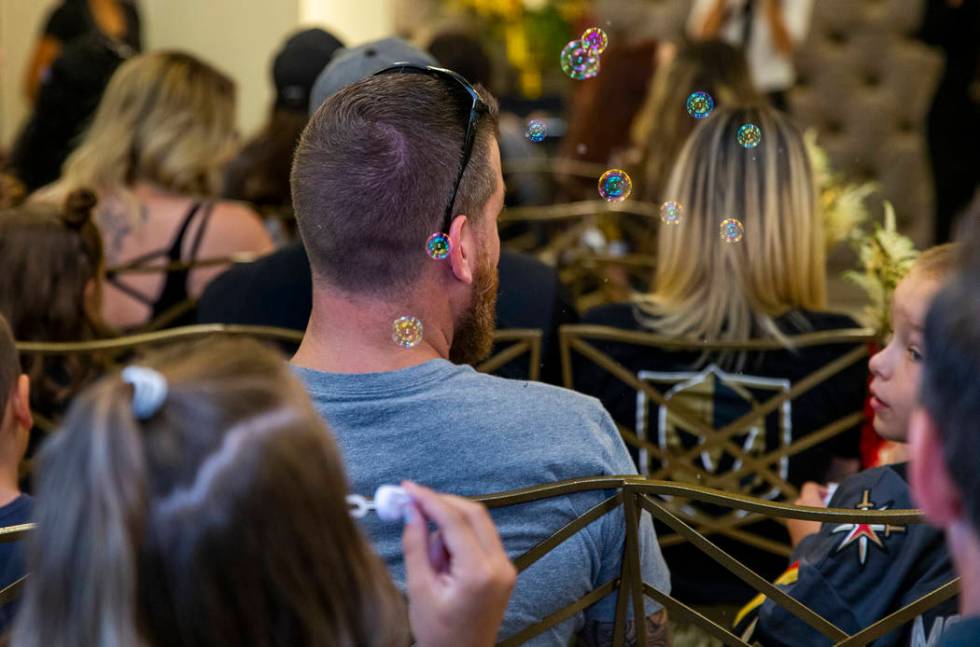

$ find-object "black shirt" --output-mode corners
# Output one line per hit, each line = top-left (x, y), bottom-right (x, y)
(577, 302), (868, 603)
(43, 1), (141, 51)
(0, 495), (32, 631)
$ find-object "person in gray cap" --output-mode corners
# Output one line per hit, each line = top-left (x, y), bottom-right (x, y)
(308, 37), (436, 115)
(224, 28), (344, 216)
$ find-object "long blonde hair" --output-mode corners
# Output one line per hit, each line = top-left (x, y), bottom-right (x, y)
(637, 104), (826, 347)
(60, 51), (236, 197)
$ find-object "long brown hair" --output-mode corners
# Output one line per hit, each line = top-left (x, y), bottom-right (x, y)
(13, 337), (406, 647)
(0, 189), (108, 416)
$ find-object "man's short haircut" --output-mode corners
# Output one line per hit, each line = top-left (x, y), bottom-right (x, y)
(0, 314), (21, 416)
(291, 73), (499, 295)
(920, 220), (980, 534)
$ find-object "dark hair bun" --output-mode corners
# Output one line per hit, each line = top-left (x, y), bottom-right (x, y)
(63, 189), (98, 229)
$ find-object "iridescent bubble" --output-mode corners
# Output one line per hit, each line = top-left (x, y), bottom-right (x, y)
(686, 91), (715, 119)
(737, 123), (762, 148)
(560, 40), (600, 80)
(392, 316), (423, 348)
(525, 119), (547, 143)
(425, 233), (451, 260)
(720, 218), (744, 243)
(660, 201), (684, 225)
(597, 169), (632, 202)
(581, 27), (608, 54)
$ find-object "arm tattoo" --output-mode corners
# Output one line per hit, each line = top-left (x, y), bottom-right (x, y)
(583, 609), (671, 647)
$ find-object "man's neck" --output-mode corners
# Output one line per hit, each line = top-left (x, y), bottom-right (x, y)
(948, 521), (980, 618)
(292, 285), (455, 374)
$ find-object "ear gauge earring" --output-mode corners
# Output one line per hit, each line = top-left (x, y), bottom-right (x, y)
(347, 485), (413, 522)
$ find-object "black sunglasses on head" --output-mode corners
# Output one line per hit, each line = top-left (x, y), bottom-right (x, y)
(374, 63), (487, 233)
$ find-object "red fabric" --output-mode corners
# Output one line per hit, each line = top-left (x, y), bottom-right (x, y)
(860, 340), (885, 468)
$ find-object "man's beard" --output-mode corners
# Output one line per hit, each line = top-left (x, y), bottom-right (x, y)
(449, 255), (499, 366)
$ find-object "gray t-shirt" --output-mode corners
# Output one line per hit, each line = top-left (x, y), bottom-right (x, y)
(296, 359), (670, 646)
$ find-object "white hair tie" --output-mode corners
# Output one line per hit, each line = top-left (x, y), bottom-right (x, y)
(121, 366), (168, 420)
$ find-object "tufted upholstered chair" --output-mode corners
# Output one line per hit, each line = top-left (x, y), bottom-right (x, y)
(600, 0), (943, 247)
(790, 0), (943, 247)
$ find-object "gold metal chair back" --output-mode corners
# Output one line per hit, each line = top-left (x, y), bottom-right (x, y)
(559, 324), (876, 556)
(477, 329), (543, 382)
(473, 477), (956, 646)
(0, 481), (955, 645)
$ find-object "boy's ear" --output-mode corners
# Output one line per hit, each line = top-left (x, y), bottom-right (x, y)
(11, 375), (32, 432)
(909, 407), (961, 527)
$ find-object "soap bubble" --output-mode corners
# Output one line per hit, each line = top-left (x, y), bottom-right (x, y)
(581, 27), (608, 54)
(526, 119), (547, 143)
(392, 316), (423, 348)
(560, 40), (600, 80)
(720, 218), (744, 243)
(425, 233), (451, 260)
(737, 123), (762, 148)
(597, 169), (632, 202)
(660, 201), (684, 225)
(686, 91), (715, 119)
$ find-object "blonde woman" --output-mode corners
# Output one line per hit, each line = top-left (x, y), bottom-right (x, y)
(39, 51), (274, 330)
(578, 104), (868, 605)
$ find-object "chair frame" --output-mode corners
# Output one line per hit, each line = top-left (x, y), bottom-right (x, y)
(559, 324), (876, 556)
(474, 477), (957, 646)
(0, 480), (954, 644)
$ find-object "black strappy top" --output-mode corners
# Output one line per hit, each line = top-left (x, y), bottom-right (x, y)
(106, 201), (213, 321)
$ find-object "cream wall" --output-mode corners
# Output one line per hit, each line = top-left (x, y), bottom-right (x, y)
(0, 0), (396, 150)
(299, 0), (394, 46)
(142, 0), (299, 138)
(0, 0), (52, 149)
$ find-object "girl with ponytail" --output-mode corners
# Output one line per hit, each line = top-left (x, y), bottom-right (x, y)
(13, 337), (515, 647)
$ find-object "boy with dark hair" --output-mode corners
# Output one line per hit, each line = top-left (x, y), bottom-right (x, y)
(736, 245), (962, 645)
(910, 223), (980, 646)
(0, 314), (34, 628)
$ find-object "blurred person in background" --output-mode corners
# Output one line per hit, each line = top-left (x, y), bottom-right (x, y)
(223, 28), (344, 239)
(8, 33), (130, 192)
(23, 0), (141, 105)
(36, 51), (273, 331)
(0, 189), (109, 432)
(918, 0), (980, 243)
(558, 40), (660, 201)
(689, 0), (813, 108)
(631, 40), (758, 205)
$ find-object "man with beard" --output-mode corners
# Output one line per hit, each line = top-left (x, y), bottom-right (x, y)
(289, 68), (671, 646)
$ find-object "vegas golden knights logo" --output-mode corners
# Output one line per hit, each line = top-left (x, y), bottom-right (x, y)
(636, 365), (792, 502)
